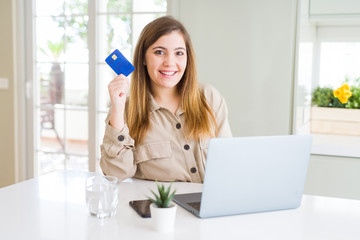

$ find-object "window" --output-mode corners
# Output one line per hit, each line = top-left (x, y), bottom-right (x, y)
(319, 42), (360, 88)
(294, 42), (313, 135)
(295, 3), (360, 157)
(29, 0), (168, 176)
(311, 39), (360, 157)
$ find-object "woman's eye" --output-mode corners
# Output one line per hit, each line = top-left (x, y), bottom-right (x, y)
(155, 50), (164, 55)
(176, 51), (185, 56)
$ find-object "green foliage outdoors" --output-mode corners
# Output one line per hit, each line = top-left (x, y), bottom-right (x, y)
(312, 77), (360, 109)
(147, 182), (176, 208)
(312, 87), (334, 107)
(347, 85), (360, 109)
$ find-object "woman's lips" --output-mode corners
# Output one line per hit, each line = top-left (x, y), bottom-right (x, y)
(159, 70), (177, 76)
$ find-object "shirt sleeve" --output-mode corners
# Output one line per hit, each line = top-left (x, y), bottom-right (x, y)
(99, 109), (137, 181)
(215, 91), (232, 138)
(202, 83), (233, 138)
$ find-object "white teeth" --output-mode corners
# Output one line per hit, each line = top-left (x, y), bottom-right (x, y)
(160, 71), (176, 76)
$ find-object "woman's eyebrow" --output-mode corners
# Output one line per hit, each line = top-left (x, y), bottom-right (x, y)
(152, 46), (186, 51)
(175, 47), (186, 51)
(152, 46), (167, 50)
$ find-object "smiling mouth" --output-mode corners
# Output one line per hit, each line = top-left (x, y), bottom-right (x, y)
(159, 71), (177, 76)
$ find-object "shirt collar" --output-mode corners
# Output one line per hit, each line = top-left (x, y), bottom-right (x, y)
(149, 94), (161, 112)
(149, 93), (185, 116)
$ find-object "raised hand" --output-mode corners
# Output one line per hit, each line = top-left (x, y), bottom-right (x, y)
(108, 74), (129, 131)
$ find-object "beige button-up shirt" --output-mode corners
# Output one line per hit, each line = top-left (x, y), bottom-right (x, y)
(100, 83), (232, 183)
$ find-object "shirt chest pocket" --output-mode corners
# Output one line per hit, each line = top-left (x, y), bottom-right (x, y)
(133, 142), (172, 164)
(133, 142), (173, 180)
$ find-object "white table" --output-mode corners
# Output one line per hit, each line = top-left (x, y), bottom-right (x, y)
(1, 170), (360, 240)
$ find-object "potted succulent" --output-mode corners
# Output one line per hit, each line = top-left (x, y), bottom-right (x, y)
(147, 182), (177, 233)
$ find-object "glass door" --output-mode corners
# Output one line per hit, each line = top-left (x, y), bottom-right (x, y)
(30, 0), (168, 176)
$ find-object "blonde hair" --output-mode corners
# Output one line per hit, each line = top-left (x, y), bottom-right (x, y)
(127, 16), (218, 143)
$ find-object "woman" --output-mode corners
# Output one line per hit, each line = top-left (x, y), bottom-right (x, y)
(100, 16), (232, 183)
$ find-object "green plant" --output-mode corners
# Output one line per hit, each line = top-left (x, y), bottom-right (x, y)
(332, 97), (346, 108)
(311, 85), (360, 109)
(147, 182), (176, 208)
(311, 86), (334, 107)
(346, 86), (360, 109)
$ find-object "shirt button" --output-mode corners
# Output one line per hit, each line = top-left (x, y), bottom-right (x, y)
(118, 135), (125, 142)
(184, 144), (190, 150)
(190, 167), (197, 173)
(176, 123), (181, 129)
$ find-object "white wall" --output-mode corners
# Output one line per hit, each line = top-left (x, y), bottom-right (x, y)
(306, 155), (360, 200)
(178, 0), (299, 137)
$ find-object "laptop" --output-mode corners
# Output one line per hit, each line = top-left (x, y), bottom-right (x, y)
(173, 135), (312, 218)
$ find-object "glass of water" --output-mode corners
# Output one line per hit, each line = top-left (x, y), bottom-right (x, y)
(85, 175), (119, 218)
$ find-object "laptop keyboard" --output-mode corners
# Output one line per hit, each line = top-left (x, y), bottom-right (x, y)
(187, 201), (201, 211)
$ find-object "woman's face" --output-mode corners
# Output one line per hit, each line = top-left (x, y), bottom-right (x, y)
(145, 30), (187, 92)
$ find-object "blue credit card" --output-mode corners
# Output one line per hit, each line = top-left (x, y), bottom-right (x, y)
(105, 49), (135, 76)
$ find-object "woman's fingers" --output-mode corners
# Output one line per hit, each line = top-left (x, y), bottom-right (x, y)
(108, 74), (129, 100)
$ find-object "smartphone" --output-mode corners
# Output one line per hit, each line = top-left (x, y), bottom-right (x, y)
(129, 199), (152, 218)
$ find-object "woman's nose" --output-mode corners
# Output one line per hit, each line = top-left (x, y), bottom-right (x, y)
(163, 53), (176, 66)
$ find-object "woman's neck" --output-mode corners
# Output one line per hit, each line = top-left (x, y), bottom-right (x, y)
(152, 87), (181, 114)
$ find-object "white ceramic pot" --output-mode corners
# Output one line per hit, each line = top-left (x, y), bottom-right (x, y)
(150, 203), (177, 233)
